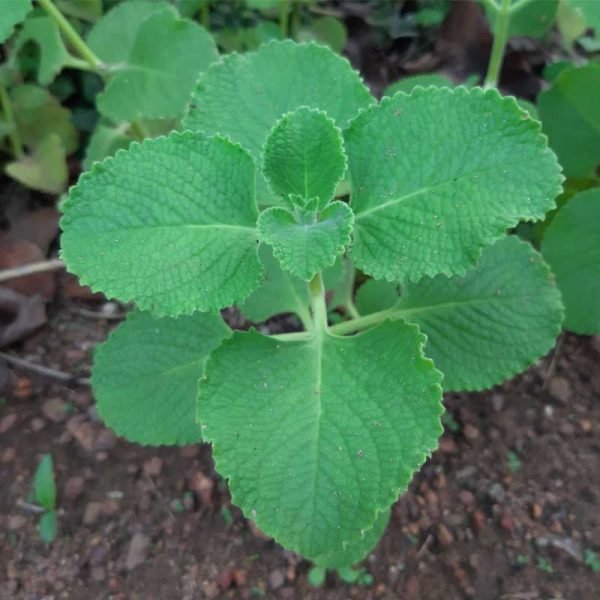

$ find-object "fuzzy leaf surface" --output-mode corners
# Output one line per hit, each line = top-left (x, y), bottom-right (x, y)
(538, 63), (600, 179)
(346, 87), (562, 283)
(0, 0), (32, 43)
(198, 322), (443, 564)
(183, 40), (373, 203)
(96, 8), (218, 121)
(262, 107), (347, 209)
(258, 201), (353, 281)
(542, 189), (600, 334)
(396, 236), (563, 391)
(93, 310), (230, 445)
(13, 16), (71, 85)
(61, 132), (262, 315)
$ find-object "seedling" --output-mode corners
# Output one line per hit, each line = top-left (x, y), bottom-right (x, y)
(507, 451), (522, 473)
(32, 453), (57, 543)
(60, 39), (566, 569)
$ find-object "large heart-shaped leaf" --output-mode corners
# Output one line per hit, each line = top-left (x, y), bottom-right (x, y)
(61, 132), (262, 316)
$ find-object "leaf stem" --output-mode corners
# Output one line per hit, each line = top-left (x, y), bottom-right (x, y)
(329, 306), (397, 336)
(200, 1), (210, 29)
(345, 299), (361, 320)
(36, 0), (103, 70)
(271, 331), (311, 342)
(0, 86), (24, 158)
(279, 0), (290, 37)
(130, 120), (151, 141)
(484, 0), (512, 89)
(309, 272), (328, 333)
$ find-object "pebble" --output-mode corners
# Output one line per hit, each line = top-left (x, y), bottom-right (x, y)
(472, 510), (486, 531)
(2, 447), (16, 463)
(143, 457), (163, 477)
(531, 502), (543, 520)
(548, 376), (571, 403)
(487, 482), (506, 503)
(499, 512), (514, 532)
(125, 532), (151, 571)
(93, 428), (117, 451)
(0, 413), (17, 433)
(491, 393), (505, 412)
(436, 523), (454, 546)
(463, 424), (479, 440)
(189, 471), (214, 506)
(42, 397), (68, 422)
(180, 445), (200, 458)
(30, 417), (45, 431)
(268, 569), (285, 589)
(64, 476), (85, 501)
(67, 417), (95, 451)
(458, 490), (475, 506)
(438, 438), (458, 454)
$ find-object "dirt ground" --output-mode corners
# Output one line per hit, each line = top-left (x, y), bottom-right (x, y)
(1, 283), (599, 599)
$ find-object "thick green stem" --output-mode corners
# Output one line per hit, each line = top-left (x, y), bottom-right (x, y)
(345, 300), (361, 320)
(309, 272), (328, 333)
(0, 86), (23, 157)
(279, 0), (290, 37)
(329, 306), (397, 336)
(484, 0), (512, 89)
(200, 1), (210, 29)
(37, 0), (102, 70)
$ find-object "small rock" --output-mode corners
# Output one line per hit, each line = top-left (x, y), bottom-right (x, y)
(500, 512), (514, 532)
(83, 501), (102, 525)
(7, 515), (26, 530)
(436, 523), (454, 546)
(93, 428), (117, 452)
(30, 417), (45, 432)
(472, 510), (486, 531)
(559, 422), (575, 436)
(42, 398), (68, 422)
(2, 447), (16, 463)
(67, 417), (95, 451)
(491, 393), (505, 412)
(578, 419), (592, 433)
(463, 424), (479, 440)
(458, 490), (475, 506)
(0, 413), (17, 433)
(456, 465), (477, 481)
(143, 457), (163, 477)
(535, 535), (583, 562)
(189, 471), (214, 506)
(180, 445), (199, 458)
(216, 569), (234, 589)
(64, 476), (85, 501)
(548, 376), (571, 403)
(487, 482), (505, 503)
(125, 532), (151, 571)
(438, 438), (458, 454)
(268, 569), (286, 590)
(531, 502), (543, 520)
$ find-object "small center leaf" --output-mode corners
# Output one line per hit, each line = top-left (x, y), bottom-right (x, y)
(262, 107), (347, 210)
(257, 201), (354, 281)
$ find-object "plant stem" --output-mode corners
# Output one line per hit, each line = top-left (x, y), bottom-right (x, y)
(200, 1), (210, 29)
(309, 272), (328, 333)
(37, 0), (102, 70)
(0, 258), (64, 283)
(130, 120), (151, 141)
(329, 306), (397, 336)
(279, 0), (290, 37)
(271, 331), (311, 342)
(484, 0), (512, 89)
(0, 85), (24, 157)
(345, 299), (360, 320)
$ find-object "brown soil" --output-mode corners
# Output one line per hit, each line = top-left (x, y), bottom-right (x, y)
(1, 291), (599, 600)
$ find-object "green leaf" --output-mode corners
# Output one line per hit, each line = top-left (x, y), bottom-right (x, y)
(56, 0), (102, 22)
(241, 245), (311, 325)
(61, 132), (262, 316)
(296, 16), (348, 53)
(538, 63), (600, 179)
(93, 310), (230, 445)
(484, 0), (558, 38)
(12, 16), (71, 85)
(183, 41), (374, 204)
(355, 280), (399, 316)
(312, 509), (390, 569)
(541, 189), (600, 334)
(96, 8), (218, 121)
(0, 0), (32, 43)
(83, 121), (132, 170)
(346, 87), (562, 284)
(87, 0), (173, 65)
(5, 133), (68, 194)
(383, 73), (453, 97)
(396, 236), (563, 391)
(11, 84), (79, 154)
(307, 566), (326, 587)
(34, 454), (56, 511)
(564, 0), (600, 32)
(198, 322), (443, 564)
(258, 201), (354, 281)
(39, 510), (57, 543)
(262, 107), (347, 210)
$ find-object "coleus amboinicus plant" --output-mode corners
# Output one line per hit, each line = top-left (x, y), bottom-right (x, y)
(61, 40), (564, 569)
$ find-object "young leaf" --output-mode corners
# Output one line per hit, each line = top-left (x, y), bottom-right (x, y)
(93, 310), (230, 445)
(0, 0), (32, 43)
(34, 454), (56, 511)
(183, 40), (374, 203)
(96, 8), (218, 121)
(355, 280), (399, 315)
(345, 87), (562, 283)
(87, 0), (173, 65)
(483, 0), (559, 39)
(383, 73), (453, 97)
(541, 189), (600, 334)
(538, 63), (600, 179)
(262, 107), (347, 210)
(198, 322), (443, 563)
(61, 132), (262, 316)
(396, 236), (563, 391)
(12, 16), (71, 85)
(5, 133), (68, 194)
(257, 201), (354, 281)
(241, 245), (312, 326)
(83, 121), (132, 170)
(39, 510), (57, 543)
(311, 509), (390, 569)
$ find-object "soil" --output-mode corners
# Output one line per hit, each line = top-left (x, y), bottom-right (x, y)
(1, 282), (599, 600)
